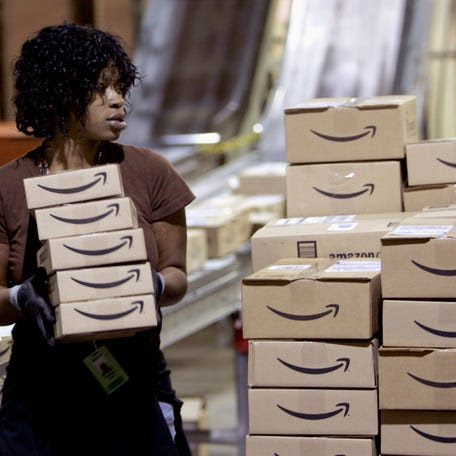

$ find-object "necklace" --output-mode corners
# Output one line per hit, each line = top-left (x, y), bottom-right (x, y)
(39, 144), (104, 176)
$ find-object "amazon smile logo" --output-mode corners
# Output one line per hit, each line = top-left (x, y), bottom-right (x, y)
(50, 203), (120, 225)
(267, 304), (339, 321)
(277, 402), (349, 420)
(411, 425), (456, 443)
(63, 235), (133, 256)
(437, 157), (456, 168)
(407, 372), (456, 388)
(415, 320), (456, 338)
(411, 260), (456, 276)
(313, 183), (374, 199)
(38, 171), (107, 194)
(277, 357), (350, 375)
(310, 125), (376, 142)
(71, 268), (140, 289)
(74, 300), (144, 320)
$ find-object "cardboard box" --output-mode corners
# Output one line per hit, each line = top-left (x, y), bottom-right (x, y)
(246, 435), (377, 456)
(286, 161), (403, 217)
(23, 164), (124, 209)
(383, 299), (456, 348)
(186, 207), (243, 258)
(0, 336), (12, 366)
(248, 339), (378, 387)
(378, 347), (456, 409)
(242, 257), (381, 339)
(186, 229), (207, 275)
(37, 228), (147, 274)
(248, 388), (378, 435)
(48, 262), (154, 306)
(237, 161), (287, 195)
(284, 95), (417, 164)
(54, 294), (157, 341)
(403, 184), (456, 212)
(406, 139), (456, 186)
(381, 410), (456, 456)
(380, 223), (456, 298)
(251, 216), (402, 272)
(35, 197), (138, 241)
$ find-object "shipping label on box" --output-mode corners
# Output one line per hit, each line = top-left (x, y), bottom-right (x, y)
(383, 299), (456, 348)
(54, 294), (157, 341)
(248, 388), (378, 436)
(380, 224), (456, 298)
(242, 258), (381, 339)
(251, 216), (401, 272)
(35, 197), (138, 240)
(246, 435), (377, 456)
(248, 339), (378, 388)
(381, 410), (456, 456)
(403, 184), (456, 212)
(284, 95), (417, 164)
(379, 346), (456, 410)
(406, 139), (456, 186)
(286, 161), (403, 217)
(48, 262), (154, 305)
(24, 163), (124, 209)
(37, 228), (147, 274)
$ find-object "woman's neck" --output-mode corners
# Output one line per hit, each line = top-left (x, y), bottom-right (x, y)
(43, 136), (101, 173)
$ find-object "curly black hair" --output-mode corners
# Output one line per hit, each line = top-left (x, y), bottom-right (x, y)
(13, 22), (138, 138)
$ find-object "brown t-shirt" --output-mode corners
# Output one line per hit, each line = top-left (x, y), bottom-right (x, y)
(0, 142), (196, 285)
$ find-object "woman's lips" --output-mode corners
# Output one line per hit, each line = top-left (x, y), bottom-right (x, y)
(108, 119), (127, 130)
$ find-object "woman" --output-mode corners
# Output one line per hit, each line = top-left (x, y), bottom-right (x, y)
(0, 22), (195, 455)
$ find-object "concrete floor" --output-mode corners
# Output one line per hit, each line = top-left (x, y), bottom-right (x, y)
(164, 318), (245, 456)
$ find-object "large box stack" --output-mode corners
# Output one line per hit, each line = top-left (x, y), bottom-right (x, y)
(242, 257), (380, 455)
(404, 138), (456, 211)
(284, 96), (417, 217)
(379, 221), (456, 455)
(23, 164), (157, 342)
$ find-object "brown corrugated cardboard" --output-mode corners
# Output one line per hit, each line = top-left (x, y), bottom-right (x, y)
(378, 346), (456, 409)
(383, 299), (456, 348)
(286, 161), (403, 217)
(246, 435), (377, 456)
(48, 262), (154, 306)
(248, 388), (378, 435)
(23, 164), (124, 209)
(186, 229), (207, 275)
(237, 161), (287, 195)
(381, 410), (456, 456)
(54, 294), (157, 341)
(380, 223), (456, 298)
(248, 339), (378, 387)
(403, 184), (456, 211)
(251, 216), (404, 272)
(242, 257), (381, 339)
(35, 197), (138, 241)
(186, 207), (243, 258)
(406, 139), (456, 186)
(284, 95), (417, 164)
(37, 228), (147, 274)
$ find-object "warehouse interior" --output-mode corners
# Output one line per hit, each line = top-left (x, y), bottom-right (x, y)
(1, 0), (456, 455)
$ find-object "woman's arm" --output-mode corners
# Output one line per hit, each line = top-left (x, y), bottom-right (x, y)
(152, 208), (188, 307)
(0, 243), (22, 324)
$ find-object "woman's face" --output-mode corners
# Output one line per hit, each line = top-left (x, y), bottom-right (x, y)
(71, 65), (128, 142)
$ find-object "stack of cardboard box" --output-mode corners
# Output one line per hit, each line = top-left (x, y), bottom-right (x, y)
(242, 257), (380, 455)
(404, 138), (456, 211)
(379, 220), (456, 455)
(23, 164), (158, 342)
(284, 96), (417, 218)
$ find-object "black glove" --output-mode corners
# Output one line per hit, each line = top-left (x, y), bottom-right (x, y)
(15, 267), (56, 347)
(151, 267), (165, 303)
